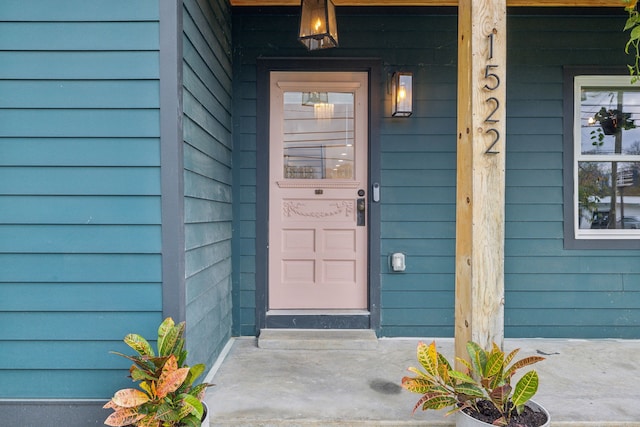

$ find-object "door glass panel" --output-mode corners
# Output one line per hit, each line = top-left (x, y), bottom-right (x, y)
(283, 91), (354, 179)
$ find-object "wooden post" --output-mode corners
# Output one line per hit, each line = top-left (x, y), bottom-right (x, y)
(455, 0), (506, 364)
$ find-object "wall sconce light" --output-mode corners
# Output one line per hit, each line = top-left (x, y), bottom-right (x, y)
(298, 0), (338, 51)
(392, 72), (413, 117)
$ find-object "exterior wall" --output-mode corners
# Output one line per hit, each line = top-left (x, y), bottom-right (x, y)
(506, 12), (640, 337)
(183, 0), (234, 369)
(0, 0), (232, 426)
(0, 0), (163, 407)
(232, 7), (640, 338)
(0, 0), (235, 424)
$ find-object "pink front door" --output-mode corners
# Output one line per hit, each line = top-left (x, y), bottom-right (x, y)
(268, 71), (369, 310)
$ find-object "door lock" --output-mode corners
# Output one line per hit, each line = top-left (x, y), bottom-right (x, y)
(356, 198), (366, 226)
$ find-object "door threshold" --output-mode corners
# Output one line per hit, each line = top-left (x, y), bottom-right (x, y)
(265, 310), (370, 329)
(267, 309), (370, 316)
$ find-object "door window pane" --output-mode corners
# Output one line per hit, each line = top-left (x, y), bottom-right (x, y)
(283, 91), (354, 179)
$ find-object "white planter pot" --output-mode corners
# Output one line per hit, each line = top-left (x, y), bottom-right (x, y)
(201, 401), (210, 426)
(455, 400), (550, 427)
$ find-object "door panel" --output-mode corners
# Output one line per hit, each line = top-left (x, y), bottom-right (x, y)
(269, 71), (368, 310)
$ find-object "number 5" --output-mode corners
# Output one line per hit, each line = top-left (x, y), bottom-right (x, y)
(484, 65), (500, 91)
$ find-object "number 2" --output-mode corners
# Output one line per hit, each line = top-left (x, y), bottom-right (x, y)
(485, 97), (499, 123)
(485, 129), (500, 154)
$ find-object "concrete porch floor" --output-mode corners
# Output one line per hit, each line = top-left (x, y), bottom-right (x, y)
(204, 333), (640, 426)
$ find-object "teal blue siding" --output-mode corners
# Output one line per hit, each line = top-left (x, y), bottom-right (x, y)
(232, 8), (640, 339)
(1, 370), (148, 400)
(0, 0), (159, 21)
(0, 81), (159, 108)
(505, 13), (640, 338)
(0, 167), (160, 194)
(0, 196), (161, 224)
(182, 0), (233, 370)
(0, 110), (159, 137)
(0, 283), (162, 311)
(0, 22), (159, 50)
(0, 0), (162, 399)
(0, 138), (160, 165)
(0, 225), (160, 252)
(0, 52), (160, 79)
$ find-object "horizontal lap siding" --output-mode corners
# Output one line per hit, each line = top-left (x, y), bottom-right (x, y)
(381, 55), (457, 335)
(233, 8), (640, 338)
(381, 104), (457, 338)
(182, 0), (233, 369)
(505, 13), (640, 339)
(231, 12), (260, 336)
(0, 1), (162, 398)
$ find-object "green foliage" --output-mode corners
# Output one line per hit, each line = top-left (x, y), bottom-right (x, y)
(104, 317), (214, 427)
(401, 341), (544, 426)
(578, 163), (609, 214)
(625, 0), (640, 83)
(590, 127), (604, 148)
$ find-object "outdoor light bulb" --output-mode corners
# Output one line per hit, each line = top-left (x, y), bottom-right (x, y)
(314, 18), (322, 32)
(398, 84), (407, 101)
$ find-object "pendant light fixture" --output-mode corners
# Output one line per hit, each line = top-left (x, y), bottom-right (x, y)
(298, 0), (338, 51)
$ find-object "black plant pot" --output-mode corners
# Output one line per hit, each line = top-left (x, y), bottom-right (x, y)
(600, 118), (618, 135)
(456, 400), (550, 427)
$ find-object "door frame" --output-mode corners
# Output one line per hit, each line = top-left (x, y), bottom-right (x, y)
(256, 58), (382, 332)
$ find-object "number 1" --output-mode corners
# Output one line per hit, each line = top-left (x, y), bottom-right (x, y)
(488, 33), (494, 60)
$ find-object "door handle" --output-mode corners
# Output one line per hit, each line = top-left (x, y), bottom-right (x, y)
(357, 198), (366, 226)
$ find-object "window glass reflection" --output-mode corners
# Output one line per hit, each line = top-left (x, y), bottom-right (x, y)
(580, 88), (640, 156)
(283, 91), (354, 179)
(578, 161), (640, 230)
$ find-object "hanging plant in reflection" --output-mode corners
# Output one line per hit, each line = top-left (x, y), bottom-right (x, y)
(591, 107), (635, 136)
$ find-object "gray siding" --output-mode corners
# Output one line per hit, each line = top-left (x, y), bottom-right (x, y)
(183, 0), (233, 368)
(232, 8), (640, 338)
(0, 0), (163, 400)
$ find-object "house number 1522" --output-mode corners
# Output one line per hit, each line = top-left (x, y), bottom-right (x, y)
(484, 31), (500, 155)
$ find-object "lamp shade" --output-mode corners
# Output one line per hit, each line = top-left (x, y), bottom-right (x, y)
(392, 72), (413, 117)
(298, 0), (338, 51)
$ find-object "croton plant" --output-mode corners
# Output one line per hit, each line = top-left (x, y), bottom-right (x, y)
(104, 317), (213, 427)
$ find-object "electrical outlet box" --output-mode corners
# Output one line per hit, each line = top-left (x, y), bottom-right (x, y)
(390, 252), (406, 272)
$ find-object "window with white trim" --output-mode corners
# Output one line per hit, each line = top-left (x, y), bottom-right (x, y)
(574, 76), (640, 240)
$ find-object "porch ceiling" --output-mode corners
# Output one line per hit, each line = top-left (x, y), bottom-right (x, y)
(230, 0), (617, 7)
